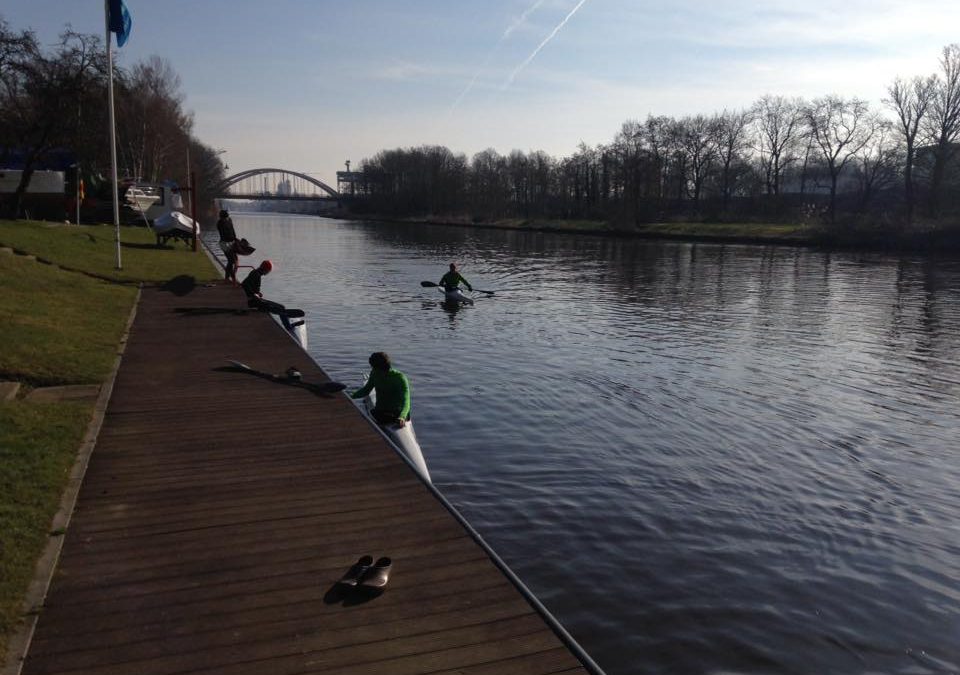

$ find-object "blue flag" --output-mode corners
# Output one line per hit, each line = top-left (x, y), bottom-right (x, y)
(107, 0), (132, 47)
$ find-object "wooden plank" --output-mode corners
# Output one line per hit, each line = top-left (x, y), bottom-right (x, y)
(20, 285), (592, 675)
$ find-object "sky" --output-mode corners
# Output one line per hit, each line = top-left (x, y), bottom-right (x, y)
(4, 0), (959, 188)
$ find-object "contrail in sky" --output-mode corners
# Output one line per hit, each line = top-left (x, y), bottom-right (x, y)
(502, 0), (548, 39)
(449, 0), (547, 114)
(502, 0), (590, 90)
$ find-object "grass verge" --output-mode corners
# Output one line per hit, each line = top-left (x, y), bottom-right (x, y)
(0, 220), (219, 283)
(0, 219), (218, 665)
(0, 252), (136, 386)
(0, 401), (92, 661)
(635, 221), (810, 239)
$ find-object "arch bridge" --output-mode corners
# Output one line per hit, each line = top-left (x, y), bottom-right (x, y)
(216, 168), (340, 201)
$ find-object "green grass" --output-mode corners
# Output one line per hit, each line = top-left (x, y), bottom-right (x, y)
(0, 218), (220, 665)
(637, 222), (809, 238)
(0, 252), (137, 386)
(464, 217), (812, 240)
(0, 401), (92, 664)
(0, 220), (219, 283)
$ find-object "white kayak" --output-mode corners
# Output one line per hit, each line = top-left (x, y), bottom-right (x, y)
(360, 383), (431, 483)
(442, 287), (474, 305)
(291, 321), (307, 350)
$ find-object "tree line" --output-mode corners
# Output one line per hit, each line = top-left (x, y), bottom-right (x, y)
(0, 17), (226, 221)
(351, 45), (960, 235)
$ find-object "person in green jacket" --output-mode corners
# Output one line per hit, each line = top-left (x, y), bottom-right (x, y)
(439, 263), (472, 293)
(350, 352), (411, 427)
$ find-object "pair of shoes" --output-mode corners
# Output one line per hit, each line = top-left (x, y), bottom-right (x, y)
(338, 556), (392, 588)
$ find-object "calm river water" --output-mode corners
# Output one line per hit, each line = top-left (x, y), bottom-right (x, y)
(212, 214), (959, 674)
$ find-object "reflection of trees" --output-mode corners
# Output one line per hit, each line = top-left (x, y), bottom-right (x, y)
(891, 258), (960, 376)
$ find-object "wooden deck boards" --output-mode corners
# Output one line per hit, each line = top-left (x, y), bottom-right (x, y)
(19, 283), (592, 675)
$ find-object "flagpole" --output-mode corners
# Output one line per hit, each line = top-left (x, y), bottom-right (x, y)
(105, 0), (122, 270)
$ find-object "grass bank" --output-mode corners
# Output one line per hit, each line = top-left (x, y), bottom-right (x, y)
(0, 252), (135, 386)
(0, 220), (219, 283)
(337, 210), (960, 251)
(0, 219), (218, 665)
(0, 401), (92, 656)
(338, 211), (815, 245)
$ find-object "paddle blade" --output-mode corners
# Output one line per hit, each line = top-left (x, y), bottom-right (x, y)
(420, 281), (438, 287)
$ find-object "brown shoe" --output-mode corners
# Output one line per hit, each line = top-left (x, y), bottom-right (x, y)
(359, 557), (392, 588)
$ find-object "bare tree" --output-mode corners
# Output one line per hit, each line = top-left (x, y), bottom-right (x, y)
(0, 26), (107, 217)
(752, 95), (805, 196)
(885, 75), (936, 224)
(923, 44), (960, 218)
(680, 114), (718, 204)
(643, 115), (672, 200)
(613, 119), (647, 224)
(714, 108), (753, 211)
(116, 55), (192, 184)
(804, 95), (876, 224)
(853, 118), (899, 213)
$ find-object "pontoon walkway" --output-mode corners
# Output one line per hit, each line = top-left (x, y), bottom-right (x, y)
(15, 282), (599, 675)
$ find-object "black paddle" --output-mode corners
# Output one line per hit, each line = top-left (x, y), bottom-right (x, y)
(420, 280), (494, 295)
(222, 360), (347, 394)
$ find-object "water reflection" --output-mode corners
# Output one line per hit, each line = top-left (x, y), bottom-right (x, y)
(206, 216), (960, 675)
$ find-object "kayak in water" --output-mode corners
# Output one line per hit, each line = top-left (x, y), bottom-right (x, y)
(359, 377), (431, 483)
(442, 287), (474, 305)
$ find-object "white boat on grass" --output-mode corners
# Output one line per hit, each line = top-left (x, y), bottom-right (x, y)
(124, 186), (161, 211)
(151, 210), (198, 245)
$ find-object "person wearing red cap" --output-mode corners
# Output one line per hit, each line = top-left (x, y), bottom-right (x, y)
(240, 260), (296, 329)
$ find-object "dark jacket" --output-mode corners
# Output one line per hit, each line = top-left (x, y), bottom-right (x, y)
(241, 269), (262, 298)
(217, 216), (237, 242)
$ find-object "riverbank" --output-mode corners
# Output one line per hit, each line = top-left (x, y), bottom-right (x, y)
(331, 210), (960, 252)
(0, 220), (219, 665)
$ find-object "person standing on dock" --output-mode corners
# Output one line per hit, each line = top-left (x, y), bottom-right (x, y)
(439, 262), (472, 293)
(216, 209), (239, 283)
(350, 352), (411, 427)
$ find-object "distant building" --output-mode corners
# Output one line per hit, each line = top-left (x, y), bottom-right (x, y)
(336, 170), (364, 196)
(0, 169), (64, 195)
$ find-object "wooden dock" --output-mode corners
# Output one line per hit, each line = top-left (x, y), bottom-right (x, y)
(17, 282), (597, 675)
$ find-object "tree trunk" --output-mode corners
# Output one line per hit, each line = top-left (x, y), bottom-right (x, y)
(904, 142), (915, 226)
(11, 165), (37, 220)
(829, 172), (839, 225)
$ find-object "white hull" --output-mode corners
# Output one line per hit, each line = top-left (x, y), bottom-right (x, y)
(151, 210), (197, 237)
(126, 194), (160, 211)
(443, 288), (473, 304)
(361, 390), (431, 483)
(292, 322), (307, 350)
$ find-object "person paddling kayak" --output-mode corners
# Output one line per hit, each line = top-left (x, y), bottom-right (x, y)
(350, 352), (411, 428)
(439, 262), (472, 293)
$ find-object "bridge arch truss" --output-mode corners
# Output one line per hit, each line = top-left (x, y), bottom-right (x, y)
(217, 168), (339, 199)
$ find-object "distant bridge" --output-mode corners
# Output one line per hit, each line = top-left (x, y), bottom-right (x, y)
(216, 168), (340, 201)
